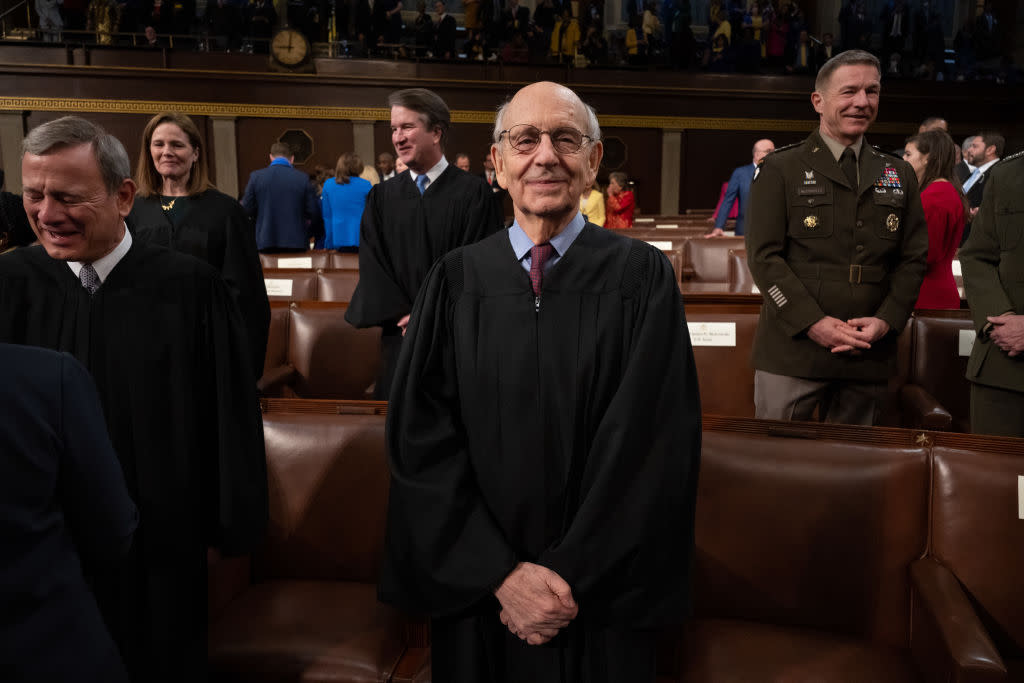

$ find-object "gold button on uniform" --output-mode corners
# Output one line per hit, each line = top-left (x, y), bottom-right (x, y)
(804, 215), (819, 229)
(886, 213), (900, 232)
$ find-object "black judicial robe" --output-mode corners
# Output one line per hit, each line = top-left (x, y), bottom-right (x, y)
(380, 226), (702, 682)
(129, 190), (271, 379)
(345, 165), (504, 398)
(0, 242), (269, 682)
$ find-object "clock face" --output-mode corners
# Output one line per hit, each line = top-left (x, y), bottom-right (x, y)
(272, 29), (309, 66)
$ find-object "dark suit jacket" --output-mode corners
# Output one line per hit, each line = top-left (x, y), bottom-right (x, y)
(954, 160), (972, 186)
(434, 14), (457, 57)
(965, 163), (994, 209)
(241, 159), (322, 250)
(0, 344), (137, 682)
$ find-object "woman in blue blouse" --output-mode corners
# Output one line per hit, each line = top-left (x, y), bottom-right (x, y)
(321, 153), (373, 252)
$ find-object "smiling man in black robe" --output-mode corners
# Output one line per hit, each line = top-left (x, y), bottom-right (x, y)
(345, 87), (503, 399)
(0, 116), (268, 682)
(380, 81), (702, 682)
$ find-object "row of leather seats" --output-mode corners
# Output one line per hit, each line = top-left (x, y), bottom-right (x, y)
(208, 404), (1024, 683)
(260, 299), (977, 433)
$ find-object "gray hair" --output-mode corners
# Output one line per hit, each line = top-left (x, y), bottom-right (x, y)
(493, 96), (601, 145)
(961, 136), (976, 153)
(23, 116), (130, 195)
(388, 88), (451, 148)
(814, 49), (881, 92)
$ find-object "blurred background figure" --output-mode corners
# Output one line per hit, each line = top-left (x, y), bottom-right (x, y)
(605, 171), (635, 228)
(319, 152), (372, 252)
(903, 130), (967, 310)
(0, 344), (138, 683)
(580, 179), (605, 226)
(0, 169), (35, 252)
(129, 111), (269, 379)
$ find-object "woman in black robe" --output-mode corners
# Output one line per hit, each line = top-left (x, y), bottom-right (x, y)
(128, 111), (269, 379)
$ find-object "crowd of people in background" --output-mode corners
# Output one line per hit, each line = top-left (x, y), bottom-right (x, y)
(28, 0), (1019, 82)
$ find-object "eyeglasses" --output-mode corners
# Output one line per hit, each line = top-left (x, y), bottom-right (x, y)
(498, 124), (596, 155)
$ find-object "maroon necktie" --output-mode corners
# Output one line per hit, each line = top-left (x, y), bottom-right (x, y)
(529, 243), (554, 296)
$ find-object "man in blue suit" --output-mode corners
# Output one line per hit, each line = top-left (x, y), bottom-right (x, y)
(0, 344), (138, 683)
(241, 142), (323, 252)
(708, 138), (774, 237)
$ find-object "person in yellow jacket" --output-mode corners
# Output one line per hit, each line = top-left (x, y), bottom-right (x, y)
(580, 182), (606, 226)
(550, 9), (581, 63)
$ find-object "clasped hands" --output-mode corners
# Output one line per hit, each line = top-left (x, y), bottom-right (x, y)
(988, 313), (1024, 357)
(494, 562), (577, 646)
(808, 315), (890, 354)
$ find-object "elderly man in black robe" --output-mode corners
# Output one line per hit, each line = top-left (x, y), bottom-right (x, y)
(380, 81), (702, 682)
(0, 116), (268, 682)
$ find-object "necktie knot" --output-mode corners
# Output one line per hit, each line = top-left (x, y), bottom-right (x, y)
(80, 263), (100, 295)
(415, 174), (429, 195)
(840, 147), (858, 188)
(529, 243), (554, 297)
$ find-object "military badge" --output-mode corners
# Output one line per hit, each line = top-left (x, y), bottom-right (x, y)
(875, 166), (902, 190)
(804, 215), (819, 229)
(886, 213), (900, 231)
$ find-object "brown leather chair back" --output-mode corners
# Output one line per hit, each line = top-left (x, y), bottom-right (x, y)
(929, 447), (1024, 657)
(662, 247), (684, 284)
(685, 237), (746, 283)
(695, 431), (929, 648)
(329, 252), (360, 269)
(262, 269), (318, 301)
(908, 311), (973, 432)
(288, 305), (381, 399)
(255, 412), (389, 583)
(727, 249), (754, 292)
(264, 304), (291, 375)
(317, 269), (361, 303)
(685, 310), (759, 417)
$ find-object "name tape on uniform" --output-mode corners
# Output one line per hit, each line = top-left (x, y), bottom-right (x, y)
(646, 240), (674, 250)
(278, 257), (313, 268)
(959, 329), (975, 357)
(688, 322), (737, 347)
(264, 279), (294, 297)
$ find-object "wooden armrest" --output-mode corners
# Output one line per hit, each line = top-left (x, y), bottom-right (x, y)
(257, 364), (296, 395)
(900, 384), (953, 431)
(910, 557), (1006, 683)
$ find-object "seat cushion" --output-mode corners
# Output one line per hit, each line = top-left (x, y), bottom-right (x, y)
(209, 580), (406, 683)
(682, 618), (921, 683)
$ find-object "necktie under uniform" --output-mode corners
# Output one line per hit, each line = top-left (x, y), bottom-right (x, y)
(80, 263), (100, 294)
(840, 147), (859, 189)
(415, 174), (429, 195)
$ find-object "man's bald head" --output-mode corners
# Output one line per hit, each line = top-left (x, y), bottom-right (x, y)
(493, 81), (601, 143)
(752, 139), (775, 165)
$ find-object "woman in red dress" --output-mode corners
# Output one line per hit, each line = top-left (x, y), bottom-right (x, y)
(605, 171), (636, 228)
(903, 130), (967, 309)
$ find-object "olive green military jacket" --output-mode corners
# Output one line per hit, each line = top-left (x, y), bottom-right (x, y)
(960, 152), (1024, 393)
(746, 129), (928, 381)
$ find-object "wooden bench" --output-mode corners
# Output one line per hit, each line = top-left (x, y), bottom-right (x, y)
(262, 268), (360, 303)
(260, 251), (359, 270)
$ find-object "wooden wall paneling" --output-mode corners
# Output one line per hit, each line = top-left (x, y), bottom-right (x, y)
(235, 119), (355, 195)
(25, 110), (156, 178)
(598, 126), (662, 216)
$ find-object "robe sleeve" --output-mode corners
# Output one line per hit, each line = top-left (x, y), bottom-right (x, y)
(201, 274), (269, 555)
(379, 254), (518, 616)
(58, 352), (139, 569)
(463, 174), (506, 244)
(217, 197), (271, 380)
(346, 184), (411, 328)
(539, 246), (702, 628)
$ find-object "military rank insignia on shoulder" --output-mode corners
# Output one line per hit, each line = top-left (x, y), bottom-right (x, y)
(993, 149), (1024, 167)
(871, 145), (903, 160)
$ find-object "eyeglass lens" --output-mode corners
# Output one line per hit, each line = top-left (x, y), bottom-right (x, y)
(507, 125), (585, 153)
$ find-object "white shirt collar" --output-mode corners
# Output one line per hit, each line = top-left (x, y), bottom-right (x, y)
(409, 156), (449, 188)
(67, 223), (132, 284)
(975, 158), (999, 175)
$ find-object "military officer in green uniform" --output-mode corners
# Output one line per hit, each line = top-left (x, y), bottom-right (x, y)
(745, 50), (928, 424)
(959, 151), (1024, 437)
